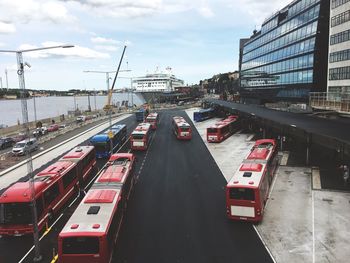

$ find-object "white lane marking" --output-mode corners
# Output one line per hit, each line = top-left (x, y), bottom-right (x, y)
(312, 190), (315, 263)
(253, 226), (277, 263)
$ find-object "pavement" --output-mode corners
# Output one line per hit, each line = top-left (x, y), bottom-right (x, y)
(186, 107), (350, 263)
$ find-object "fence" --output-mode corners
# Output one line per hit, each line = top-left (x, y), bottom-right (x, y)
(309, 92), (350, 113)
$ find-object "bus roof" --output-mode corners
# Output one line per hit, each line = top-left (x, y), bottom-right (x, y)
(97, 165), (128, 183)
(108, 153), (134, 162)
(198, 108), (214, 113)
(227, 161), (267, 188)
(59, 189), (121, 236)
(111, 124), (126, 133)
(208, 115), (238, 129)
(61, 146), (94, 160)
(90, 134), (109, 142)
(247, 139), (276, 161)
(37, 161), (75, 177)
(0, 181), (47, 203)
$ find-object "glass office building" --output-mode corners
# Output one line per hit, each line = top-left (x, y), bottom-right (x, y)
(240, 0), (330, 103)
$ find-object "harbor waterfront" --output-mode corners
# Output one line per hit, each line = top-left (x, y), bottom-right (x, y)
(0, 93), (144, 127)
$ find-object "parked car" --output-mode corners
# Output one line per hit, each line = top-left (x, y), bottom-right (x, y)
(76, 116), (86, 123)
(59, 124), (67, 129)
(33, 126), (48, 136)
(177, 100), (185, 106)
(12, 138), (38, 155)
(47, 124), (59, 132)
(12, 133), (27, 142)
(0, 137), (15, 150)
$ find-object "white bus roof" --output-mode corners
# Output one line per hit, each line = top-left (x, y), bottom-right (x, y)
(227, 161), (266, 188)
(60, 188), (121, 235)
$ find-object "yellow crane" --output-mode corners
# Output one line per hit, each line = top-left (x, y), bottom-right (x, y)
(103, 45), (127, 112)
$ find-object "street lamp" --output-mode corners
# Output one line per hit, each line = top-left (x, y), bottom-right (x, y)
(0, 44), (74, 262)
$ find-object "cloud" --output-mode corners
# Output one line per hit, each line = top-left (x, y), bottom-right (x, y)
(233, 0), (292, 25)
(91, 37), (120, 44)
(0, 0), (76, 25)
(0, 21), (16, 34)
(198, 6), (214, 18)
(67, 0), (162, 18)
(95, 45), (119, 51)
(18, 42), (110, 59)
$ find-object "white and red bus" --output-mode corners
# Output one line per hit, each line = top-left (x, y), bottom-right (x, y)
(172, 116), (192, 140)
(226, 139), (277, 222)
(145, 112), (159, 130)
(58, 153), (135, 263)
(0, 146), (96, 236)
(206, 115), (239, 143)
(130, 122), (151, 151)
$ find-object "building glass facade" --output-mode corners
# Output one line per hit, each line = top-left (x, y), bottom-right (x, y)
(240, 0), (330, 103)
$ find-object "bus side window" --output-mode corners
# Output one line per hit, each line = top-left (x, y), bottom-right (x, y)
(36, 196), (45, 218)
(62, 168), (77, 189)
(43, 183), (60, 206)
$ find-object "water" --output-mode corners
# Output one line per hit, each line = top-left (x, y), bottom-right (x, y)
(0, 93), (145, 126)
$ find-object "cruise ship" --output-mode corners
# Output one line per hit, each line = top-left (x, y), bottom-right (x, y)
(132, 68), (184, 103)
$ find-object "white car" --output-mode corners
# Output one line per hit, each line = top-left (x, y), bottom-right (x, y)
(12, 138), (38, 155)
(33, 126), (48, 136)
(76, 116), (86, 122)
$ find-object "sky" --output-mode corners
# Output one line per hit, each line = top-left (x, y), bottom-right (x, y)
(0, 0), (291, 91)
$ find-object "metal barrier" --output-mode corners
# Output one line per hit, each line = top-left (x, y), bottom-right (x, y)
(309, 92), (350, 113)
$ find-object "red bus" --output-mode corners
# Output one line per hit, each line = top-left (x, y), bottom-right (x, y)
(0, 146), (96, 236)
(206, 115), (239, 143)
(226, 139), (277, 222)
(130, 122), (151, 151)
(172, 116), (192, 140)
(58, 153), (135, 263)
(145, 112), (159, 130)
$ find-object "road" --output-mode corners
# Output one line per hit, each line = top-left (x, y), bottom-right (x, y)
(114, 109), (273, 263)
(0, 109), (274, 263)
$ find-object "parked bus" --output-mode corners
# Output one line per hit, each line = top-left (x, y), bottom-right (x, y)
(130, 123), (151, 151)
(0, 146), (96, 236)
(90, 124), (127, 158)
(58, 153), (136, 263)
(172, 116), (192, 140)
(206, 115), (239, 143)
(145, 112), (159, 130)
(193, 108), (215, 122)
(226, 139), (278, 222)
(135, 109), (148, 122)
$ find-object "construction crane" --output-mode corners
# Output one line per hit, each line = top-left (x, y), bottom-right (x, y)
(103, 45), (127, 112)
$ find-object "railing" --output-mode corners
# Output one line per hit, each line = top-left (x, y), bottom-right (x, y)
(309, 92), (350, 113)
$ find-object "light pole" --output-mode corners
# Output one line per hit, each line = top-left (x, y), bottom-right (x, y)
(5, 68), (9, 89)
(0, 44), (74, 262)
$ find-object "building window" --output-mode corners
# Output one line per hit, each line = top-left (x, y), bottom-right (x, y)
(329, 66), (350, 80)
(331, 10), (350, 27)
(332, 0), (350, 9)
(330, 29), (350, 45)
(329, 49), (350, 63)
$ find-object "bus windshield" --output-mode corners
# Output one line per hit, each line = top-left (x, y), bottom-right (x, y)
(62, 237), (100, 254)
(229, 188), (255, 201)
(180, 127), (190, 132)
(132, 134), (144, 140)
(91, 142), (109, 153)
(207, 128), (217, 133)
(0, 203), (32, 225)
